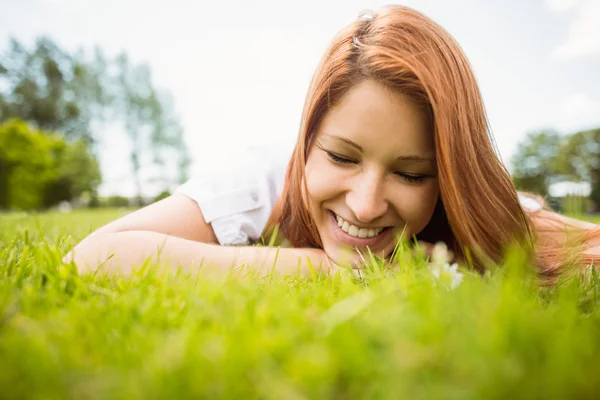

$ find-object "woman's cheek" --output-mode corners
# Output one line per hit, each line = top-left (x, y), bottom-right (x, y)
(394, 183), (439, 232)
(306, 159), (346, 201)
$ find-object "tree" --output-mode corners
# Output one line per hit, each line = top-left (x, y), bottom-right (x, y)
(112, 54), (189, 206)
(43, 138), (102, 207)
(1, 36), (189, 203)
(0, 37), (109, 144)
(511, 130), (564, 196)
(0, 119), (56, 209)
(558, 128), (600, 211)
(0, 119), (100, 210)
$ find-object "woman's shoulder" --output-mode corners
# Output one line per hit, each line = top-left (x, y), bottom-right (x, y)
(177, 144), (290, 194)
(173, 144), (292, 245)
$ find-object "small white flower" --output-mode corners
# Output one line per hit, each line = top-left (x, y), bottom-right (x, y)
(431, 242), (451, 265)
(429, 262), (464, 290)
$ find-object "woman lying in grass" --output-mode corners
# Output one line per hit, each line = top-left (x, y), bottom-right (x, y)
(66, 5), (600, 284)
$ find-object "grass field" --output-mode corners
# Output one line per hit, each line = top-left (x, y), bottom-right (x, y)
(1, 209), (600, 400)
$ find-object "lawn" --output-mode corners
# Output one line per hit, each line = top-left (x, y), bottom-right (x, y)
(1, 209), (600, 400)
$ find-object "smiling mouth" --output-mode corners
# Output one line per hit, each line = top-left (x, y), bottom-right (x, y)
(329, 211), (391, 239)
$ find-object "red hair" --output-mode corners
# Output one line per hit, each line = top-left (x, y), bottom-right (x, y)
(264, 5), (600, 283)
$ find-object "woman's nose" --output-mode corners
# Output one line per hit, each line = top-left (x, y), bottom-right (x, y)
(346, 174), (389, 223)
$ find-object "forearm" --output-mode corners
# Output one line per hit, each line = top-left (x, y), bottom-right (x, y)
(65, 231), (332, 277)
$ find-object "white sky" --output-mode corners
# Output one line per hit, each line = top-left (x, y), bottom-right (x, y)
(1, 0), (599, 197)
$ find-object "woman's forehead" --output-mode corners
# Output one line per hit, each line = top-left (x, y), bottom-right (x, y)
(316, 80), (435, 157)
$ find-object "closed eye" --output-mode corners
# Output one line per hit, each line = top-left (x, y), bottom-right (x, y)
(325, 151), (356, 165)
(324, 147), (430, 184)
(395, 173), (427, 184)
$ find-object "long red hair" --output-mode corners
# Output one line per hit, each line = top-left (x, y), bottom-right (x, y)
(264, 5), (600, 283)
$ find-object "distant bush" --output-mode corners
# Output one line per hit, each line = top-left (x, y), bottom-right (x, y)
(101, 196), (130, 208)
(0, 119), (101, 210)
(562, 195), (595, 215)
(152, 190), (171, 203)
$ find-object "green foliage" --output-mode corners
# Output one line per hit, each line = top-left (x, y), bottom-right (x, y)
(111, 54), (189, 206)
(1, 211), (600, 399)
(0, 37), (109, 143)
(153, 190), (171, 203)
(100, 195), (131, 208)
(561, 194), (590, 215)
(511, 130), (564, 196)
(512, 128), (600, 212)
(558, 129), (600, 211)
(0, 36), (189, 198)
(0, 119), (100, 210)
(43, 136), (102, 207)
(0, 119), (61, 209)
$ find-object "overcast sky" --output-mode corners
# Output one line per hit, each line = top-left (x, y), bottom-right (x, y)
(1, 0), (599, 196)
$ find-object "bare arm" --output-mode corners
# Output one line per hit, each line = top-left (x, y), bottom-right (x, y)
(67, 230), (333, 277)
(84, 193), (218, 242)
(65, 194), (335, 277)
(531, 209), (600, 257)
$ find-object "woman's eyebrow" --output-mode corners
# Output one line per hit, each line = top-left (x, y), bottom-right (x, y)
(396, 155), (436, 162)
(324, 134), (364, 152)
(323, 133), (435, 162)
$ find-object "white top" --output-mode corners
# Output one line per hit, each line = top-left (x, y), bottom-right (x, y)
(176, 145), (542, 245)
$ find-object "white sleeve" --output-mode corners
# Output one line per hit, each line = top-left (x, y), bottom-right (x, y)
(518, 194), (543, 212)
(174, 146), (286, 245)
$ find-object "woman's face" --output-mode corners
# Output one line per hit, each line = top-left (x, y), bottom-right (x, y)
(305, 79), (439, 267)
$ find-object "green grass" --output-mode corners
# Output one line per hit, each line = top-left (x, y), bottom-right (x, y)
(2, 209), (600, 399)
(571, 213), (600, 224)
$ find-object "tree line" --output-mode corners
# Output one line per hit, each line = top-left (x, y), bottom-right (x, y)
(511, 128), (600, 212)
(0, 36), (189, 210)
(1, 37), (598, 213)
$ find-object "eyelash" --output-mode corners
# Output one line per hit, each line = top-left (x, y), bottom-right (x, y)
(325, 151), (428, 184)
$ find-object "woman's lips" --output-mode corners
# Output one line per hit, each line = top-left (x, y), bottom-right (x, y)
(329, 211), (392, 249)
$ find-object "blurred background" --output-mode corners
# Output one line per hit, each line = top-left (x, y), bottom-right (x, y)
(0, 0), (598, 213)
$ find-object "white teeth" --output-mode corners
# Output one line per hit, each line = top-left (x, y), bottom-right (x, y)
(348, 225), (359, 237)
(334, 213), (384, 238)
(341, 221), (350, 232)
